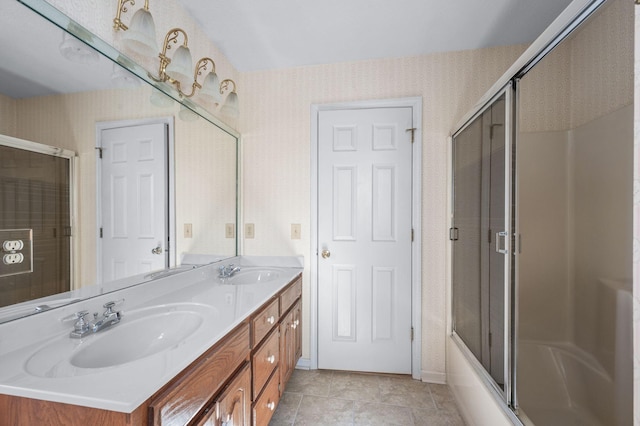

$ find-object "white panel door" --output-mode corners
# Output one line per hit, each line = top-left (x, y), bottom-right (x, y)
(318, 107), (413, 373)
(99, 123), (168, 282)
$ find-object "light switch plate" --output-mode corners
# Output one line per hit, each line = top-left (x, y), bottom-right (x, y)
(291, 224), (301, 240)
(245, 223), (255, 239)
(184, 223), (193, 238)
(225, 223), (235, 239)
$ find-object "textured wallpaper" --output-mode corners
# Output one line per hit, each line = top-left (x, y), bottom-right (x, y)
(0, 94), (16, 137)
(239, 44), (527, 375)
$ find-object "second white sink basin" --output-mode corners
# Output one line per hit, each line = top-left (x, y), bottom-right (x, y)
(25, 303), (216, 377)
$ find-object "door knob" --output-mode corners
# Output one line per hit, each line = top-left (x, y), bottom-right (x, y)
(321, 249), (331, 259)
(151, 244), (163, 255)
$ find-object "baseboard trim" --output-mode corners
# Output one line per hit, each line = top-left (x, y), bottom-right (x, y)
(421, 370), (446, 384)
(295, 358), (312, 370)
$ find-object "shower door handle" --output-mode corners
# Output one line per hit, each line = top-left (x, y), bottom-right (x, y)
(495, 231), (508, 254)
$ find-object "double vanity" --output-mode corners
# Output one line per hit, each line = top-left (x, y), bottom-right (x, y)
(0, 256), (303, 425)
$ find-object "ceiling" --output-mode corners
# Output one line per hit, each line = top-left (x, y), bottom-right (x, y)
(176, 0), (575, 72)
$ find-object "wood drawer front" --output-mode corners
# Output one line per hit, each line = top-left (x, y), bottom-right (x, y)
(148, 323), (250, 426)
(280, 277), (301, 315)
(195, 363), (251, 426)
(252, 298), (279, 347)
(252, 328), (279, 397)
(252, 367), (280, 426)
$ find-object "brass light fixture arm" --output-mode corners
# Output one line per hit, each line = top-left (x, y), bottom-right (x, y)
(150, 28), (189, 86)
(113, 0), (150, 31)
(180, 57), (216, 98)
(220, 78), (237, 94)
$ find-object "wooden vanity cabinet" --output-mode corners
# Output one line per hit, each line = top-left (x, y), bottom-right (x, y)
(250, 276), (302, 426)
(0, 274), (302, 426)
(148, 322), (251, 426)
(195, 363), (251, 426)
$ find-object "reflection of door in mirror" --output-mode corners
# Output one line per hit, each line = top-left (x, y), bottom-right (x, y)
(0, 142), (72, 308)
(97, 122), (170, 283)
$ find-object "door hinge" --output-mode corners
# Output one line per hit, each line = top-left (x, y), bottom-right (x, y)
(488, 332), (492, 347)
(99, 228), (103, 238)
(411, 326), (414, 341)
(488, 228), (492, 244)
(449, 227), (459, 241)
(95, 147), (103, 159)
(411, 228), (414, 242)
(406, 128), (416, 143)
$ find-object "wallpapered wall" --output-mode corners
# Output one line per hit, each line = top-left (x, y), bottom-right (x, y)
(238, 45), (526, 377)
(41, 0), (528, 379)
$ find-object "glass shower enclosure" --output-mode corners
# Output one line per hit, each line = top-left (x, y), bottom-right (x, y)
(450, 0), (633, 424)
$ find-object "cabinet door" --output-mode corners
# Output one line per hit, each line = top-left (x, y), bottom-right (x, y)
(292, 300), (302, 362)
(279, 310), (294, 391)
(196, 363), (251, 426)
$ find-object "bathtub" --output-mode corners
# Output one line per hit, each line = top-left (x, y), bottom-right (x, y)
(516, 341), (621, 426)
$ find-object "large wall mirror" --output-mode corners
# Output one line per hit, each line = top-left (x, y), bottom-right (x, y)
(0, 0), (239, 323)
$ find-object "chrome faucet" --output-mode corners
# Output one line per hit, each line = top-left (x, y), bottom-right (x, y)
(218, 264), (241, 278)
(91, 301), (123, 333)
(66, 299), (124, 338)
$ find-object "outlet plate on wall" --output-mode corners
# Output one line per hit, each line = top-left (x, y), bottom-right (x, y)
(245, 223), (255, 239)
(291, 224), (301, 239)
(225, 223), (235, 239)
(0, 229), (33, 277)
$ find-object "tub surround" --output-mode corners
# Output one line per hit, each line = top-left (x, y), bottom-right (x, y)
(0, 256), (303, 413)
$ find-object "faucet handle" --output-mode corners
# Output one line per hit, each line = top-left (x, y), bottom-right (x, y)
(62, 310), (89, 322)
(103, 299), (124, 314)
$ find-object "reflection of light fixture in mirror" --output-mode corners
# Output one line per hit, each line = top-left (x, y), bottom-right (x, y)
(111, 63), (142, 88)
(219, 79), (239, 118)
(113, 0), (158, 57)
(178, 105), (199, 122)
(59, 32), (99, 64)
(150, 88), (174, 108)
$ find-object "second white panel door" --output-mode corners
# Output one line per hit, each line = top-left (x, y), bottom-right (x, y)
(99, 122), (168, 283)
(317, 107), (413, 374)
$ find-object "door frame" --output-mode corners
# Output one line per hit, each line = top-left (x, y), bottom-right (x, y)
(95, 117), (176, 283)
(310, 97), (423, 379)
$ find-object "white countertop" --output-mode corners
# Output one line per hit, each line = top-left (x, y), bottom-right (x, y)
(0, 256), (303, 413)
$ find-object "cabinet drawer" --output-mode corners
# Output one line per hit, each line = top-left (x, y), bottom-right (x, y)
(280, 276), (301, 315)
(252, 328), (279, 397)
(253, 367), (280, 426)
(195, 363), (251, 426)
(252, 298), (279, 347)
(148, 323), (250, 426)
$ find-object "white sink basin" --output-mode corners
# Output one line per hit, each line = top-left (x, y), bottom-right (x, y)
(70, 311), (202, 369)
(228, 268), (281, 285)
(25, 303), (216, 377)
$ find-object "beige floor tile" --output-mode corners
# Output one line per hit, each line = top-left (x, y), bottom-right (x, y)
(270, 392), (303, 426)
(293, 395), (354, 425)
(269, 370), (465, 426)
(286, 369), (333, 396)
(378, 376), (437, 409)
(353, 401), (414, 426)
(329, 371), (382, 402)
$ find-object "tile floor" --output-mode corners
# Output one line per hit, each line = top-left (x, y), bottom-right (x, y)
(270, 369), (466, 425)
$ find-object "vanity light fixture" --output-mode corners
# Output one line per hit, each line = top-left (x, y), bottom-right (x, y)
(152, 28), (226, 103)
(219, 79), (239, 118)
(113, 0), (158, 57)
